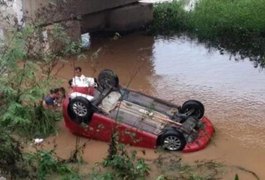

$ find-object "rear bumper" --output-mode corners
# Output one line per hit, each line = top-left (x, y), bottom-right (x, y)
(183, 116), (214, 153)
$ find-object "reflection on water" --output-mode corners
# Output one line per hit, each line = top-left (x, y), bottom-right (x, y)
(151, 35), (265, 147)
(153, 36), (265, 99)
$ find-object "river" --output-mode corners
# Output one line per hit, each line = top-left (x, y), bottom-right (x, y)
(46, 33), (265, 179)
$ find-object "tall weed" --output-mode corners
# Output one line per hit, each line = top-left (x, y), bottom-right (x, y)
(189, 0), (265, 40)
(0, 129), (24, 178)
(150, 0), (189, 35)
(26, 150), (80, 180)
(151, 0), (265, 39)
(90, 144), (150, 180)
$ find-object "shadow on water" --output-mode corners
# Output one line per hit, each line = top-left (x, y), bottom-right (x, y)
(170, 32), (265, 69)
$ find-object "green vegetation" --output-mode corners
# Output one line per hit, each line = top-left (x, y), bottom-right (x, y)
(0, 3), (82, 178)
(151, 1), (189, 34)
(153, 154), (224, 180)
(151, 0), (265, 39)
(26, 150), (80, 180)
(150, 0), (265, 66)
(88, 131), (150, 179)
(103, 144), (150, 179)
(189, 0), (265, 40)
(0, 26), (62, 138)
(89, 144), (227, 180)
(0, 129), (24, 178)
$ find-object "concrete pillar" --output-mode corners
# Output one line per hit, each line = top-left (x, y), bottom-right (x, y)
(81, 13), (106, 33)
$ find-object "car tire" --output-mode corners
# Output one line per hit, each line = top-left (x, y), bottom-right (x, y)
(67, 97), (94, 124)
(98, 69), (119, 91)
(159, 130), (186, 151)
(180, 100), (204, 120)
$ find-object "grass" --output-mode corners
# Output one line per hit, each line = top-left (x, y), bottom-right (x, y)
(189, 0), (265, 40)
(151, 0), (265, 39)
(149, 0), (265, 67)
(150, 0), (189, 35)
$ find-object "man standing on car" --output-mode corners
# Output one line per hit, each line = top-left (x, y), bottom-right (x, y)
(71, 66), (96, 95)
(72, 67), (86, 86)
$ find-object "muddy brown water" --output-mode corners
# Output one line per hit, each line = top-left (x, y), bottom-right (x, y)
(46, 33), (265, 179)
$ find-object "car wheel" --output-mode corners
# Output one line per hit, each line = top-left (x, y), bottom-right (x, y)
(98, 69), (119, 91)
(160, 130), (186, 151)
(67, 97), (94, 124)
(180, 100), (204, 120)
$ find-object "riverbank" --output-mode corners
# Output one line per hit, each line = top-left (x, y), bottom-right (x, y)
(149, 0), (265, 67)
(151, 0), (265, 39)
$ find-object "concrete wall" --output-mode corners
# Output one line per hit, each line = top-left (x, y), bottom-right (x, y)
(2, 0), (152, 33)
(1, 0), (153, 54)
(22, 0), (138, 25)
(81, 3), (153, 33)
(106, 3), (153, 31)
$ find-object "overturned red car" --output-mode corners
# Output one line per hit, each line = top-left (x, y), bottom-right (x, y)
(63, 69), (214, 152)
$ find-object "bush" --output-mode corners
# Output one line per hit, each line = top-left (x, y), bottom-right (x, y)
(0, 18), (82, 138)
(149, 0), (189, 35)
(0, 31), (62, 137)
(26, 150), (80, 180)
(189, 0), (265, 40)
(90, 144), (150, 180)
(151, 0), (265, 40)
(0, 128), (25, 178)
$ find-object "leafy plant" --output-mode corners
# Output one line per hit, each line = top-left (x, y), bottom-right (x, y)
(26, 150), (80, 180)
(149, 0), (189, 35)
(0, 9), (84, 137)
(0, 4), (82, 179)
(104, 144), (150, 179)
(0, 37), (61, 137)
(235, 174), (239, 180)
(90, 143), (150, 180)
(0, 129), (22, 177)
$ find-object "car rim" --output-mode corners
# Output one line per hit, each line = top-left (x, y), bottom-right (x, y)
(73, 102), (87, 117)
(163, 136), (182, 151)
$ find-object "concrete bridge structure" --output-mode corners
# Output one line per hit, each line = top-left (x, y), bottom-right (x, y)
(22, 0), (153, 33)
(1, 0), (153, 49)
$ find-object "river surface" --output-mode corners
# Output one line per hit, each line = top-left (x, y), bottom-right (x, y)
(49, 33), (265, 179)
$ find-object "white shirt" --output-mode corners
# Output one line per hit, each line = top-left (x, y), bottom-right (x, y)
(72, 75), (95, 87)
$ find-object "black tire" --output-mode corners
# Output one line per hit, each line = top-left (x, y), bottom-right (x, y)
(67, 97), (94, 124)
(180, 100), (204, 120)
(159, 130), (186, 151)
(98, 69), (119, 91)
